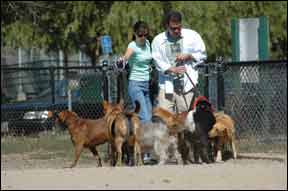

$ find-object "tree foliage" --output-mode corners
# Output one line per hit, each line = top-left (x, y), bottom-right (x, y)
(1, 1), (287, 63)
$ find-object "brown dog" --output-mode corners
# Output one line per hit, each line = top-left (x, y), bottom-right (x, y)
(208, 112), (237, 162)
(49, 110), (109, 168)
(103, 99), (143, 166)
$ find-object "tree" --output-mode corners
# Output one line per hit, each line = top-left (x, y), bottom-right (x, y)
(103, 1), (165, 54)
(173, 1), (287, 61)
(1, 1), (287, 63)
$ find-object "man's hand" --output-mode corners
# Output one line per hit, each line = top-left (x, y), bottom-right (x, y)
(166, 66), (186, 75)
(175, 54), (193, 63)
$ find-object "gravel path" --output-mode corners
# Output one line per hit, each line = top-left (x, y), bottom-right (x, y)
(1, 154), (287, 190)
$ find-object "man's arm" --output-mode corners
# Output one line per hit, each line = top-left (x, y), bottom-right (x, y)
(175, 30), (207, 67)
(151, 37), (171, 73)
(152, 37), (187, 75)
(188, 32), (207, 64)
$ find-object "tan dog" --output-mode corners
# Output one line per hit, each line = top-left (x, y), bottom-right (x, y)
(152, 107), (194, 165)
(208, 112), (237, 162)
(49, 110), (109, 168)
(103, 99), (143, 166)
(152, 107), (190, 135)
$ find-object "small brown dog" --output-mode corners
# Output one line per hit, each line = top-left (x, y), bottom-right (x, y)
(48, 110), (109, 168)
(103, 99), (143, 166)
(208, 112), (237, 162)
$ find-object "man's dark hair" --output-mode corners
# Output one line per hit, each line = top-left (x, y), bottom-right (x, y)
(165, 11), (182, 26)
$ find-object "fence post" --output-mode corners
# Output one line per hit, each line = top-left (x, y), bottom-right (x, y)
(117, 71), (126, 103)
(204, 65), (209, 99)
(102, 70), (109, 101)
(216, 65), (225, 111)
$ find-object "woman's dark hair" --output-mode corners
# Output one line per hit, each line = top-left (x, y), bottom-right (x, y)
(164, 11), (182, 27)
(132, 21), (149, 40)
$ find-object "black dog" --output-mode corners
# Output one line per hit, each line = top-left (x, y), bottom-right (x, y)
(191, 96), (216, 164)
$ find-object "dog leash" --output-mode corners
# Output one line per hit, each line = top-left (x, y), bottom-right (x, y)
(181, 71), (202, 111)
(184, 71), (201, 96)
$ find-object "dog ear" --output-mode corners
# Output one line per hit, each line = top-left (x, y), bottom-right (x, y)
(102, 100), (109, 113)
(217, 124), (226, 134)
(47, 111), (53, 118)
(223, 127), (229, 136)
(117, 99), (125, 111)
(57, 111), (66, 121)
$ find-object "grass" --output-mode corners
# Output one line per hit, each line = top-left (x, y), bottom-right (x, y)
(1, 131), (109, 161)
(1, 130), (287, 162)
(236, 135), (287, 154)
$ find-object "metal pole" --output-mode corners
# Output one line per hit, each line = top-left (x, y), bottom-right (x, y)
(68, 86), (72, 111)
(17, 47), (26, 101)
(59, 50), (64, 80)
(49, 67), (55, 104)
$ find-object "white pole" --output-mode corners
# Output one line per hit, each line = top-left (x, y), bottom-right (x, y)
(17, 47), (26, 101)
(68, 86), (72, 111)
(59, 50), (64, 80)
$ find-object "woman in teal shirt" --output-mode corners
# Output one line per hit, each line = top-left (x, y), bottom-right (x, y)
(120, 21), (153, 124)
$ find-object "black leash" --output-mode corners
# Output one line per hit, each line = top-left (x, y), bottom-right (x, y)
(180, 71), (202, 111)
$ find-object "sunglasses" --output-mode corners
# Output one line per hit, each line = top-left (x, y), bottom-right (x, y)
(137, 33), (148, 38)
(169, 26), (182, 32)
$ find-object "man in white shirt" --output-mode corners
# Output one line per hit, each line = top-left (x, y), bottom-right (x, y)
(152, 11), (207, 112)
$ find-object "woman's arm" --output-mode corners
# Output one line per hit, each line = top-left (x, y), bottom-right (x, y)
(123, 48), (134, 61)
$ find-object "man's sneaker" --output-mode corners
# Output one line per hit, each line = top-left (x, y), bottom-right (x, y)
(143, 153), (158, 165)
(143, 153), (152, 165)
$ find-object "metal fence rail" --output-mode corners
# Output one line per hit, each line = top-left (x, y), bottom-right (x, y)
(1, 60), (287, 154)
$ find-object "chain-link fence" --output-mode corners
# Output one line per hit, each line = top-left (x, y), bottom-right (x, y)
(1, 63), (127, 135)
(212, 60), (287, 153)
(1, 60), (287, 154)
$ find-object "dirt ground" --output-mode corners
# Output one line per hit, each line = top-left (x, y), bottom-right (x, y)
(1, 153), (287, 190)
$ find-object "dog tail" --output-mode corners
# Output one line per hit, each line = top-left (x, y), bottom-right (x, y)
(124, 100), (141, 118)
(134, 100), (141, 114)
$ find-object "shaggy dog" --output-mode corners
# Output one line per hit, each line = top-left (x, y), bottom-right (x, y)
(152, 96), (216, 164)
(208, 112), (237, 162)
(152, 107), (195, 165)
(103, 99), (143, 166)
(48, 110), (109, 168)
(139, 121), (172, 165)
